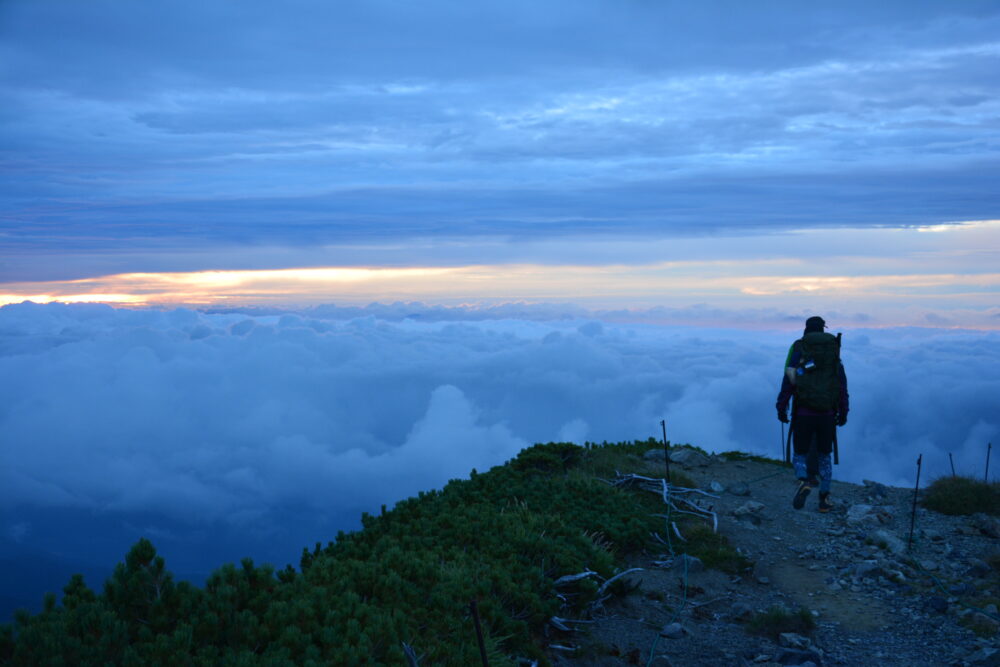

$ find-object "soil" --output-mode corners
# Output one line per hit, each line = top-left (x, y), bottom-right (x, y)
(545, 451), (1000, 667)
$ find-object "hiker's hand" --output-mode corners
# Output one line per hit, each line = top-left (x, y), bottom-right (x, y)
(837, 413), (847, 427)
(778, 410), (789, 423)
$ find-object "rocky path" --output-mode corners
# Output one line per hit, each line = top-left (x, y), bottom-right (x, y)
(552, 449), (1000, 667)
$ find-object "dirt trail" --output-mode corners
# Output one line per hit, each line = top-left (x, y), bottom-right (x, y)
(556, 452), (996, 666)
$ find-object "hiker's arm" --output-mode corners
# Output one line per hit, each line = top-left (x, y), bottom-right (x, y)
(776, 342), (799, 418)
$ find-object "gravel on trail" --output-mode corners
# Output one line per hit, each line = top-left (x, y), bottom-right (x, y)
(547, 448), (1000, 667)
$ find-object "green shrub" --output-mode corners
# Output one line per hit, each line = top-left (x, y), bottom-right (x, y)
(745, 605), (815, 640)
(2, 440), (763, 665)
(923, 475), (1000, 516)
(681, 524), (751, 575)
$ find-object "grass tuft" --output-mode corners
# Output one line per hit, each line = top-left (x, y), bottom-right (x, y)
(745, 605), (815, 640)
(682, 524), (751, 575)
(923, 475), (1000, 516)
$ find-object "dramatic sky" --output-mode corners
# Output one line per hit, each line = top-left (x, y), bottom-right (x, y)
(1, 0), (999, 618)
(1, 0), (999, 325)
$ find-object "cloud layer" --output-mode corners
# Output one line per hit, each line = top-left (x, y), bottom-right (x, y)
(2, 302), (997, 573)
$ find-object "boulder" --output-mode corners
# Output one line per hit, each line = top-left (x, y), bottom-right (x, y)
(971, 513), (1000, 539)
(778, 633), (812, 650)
(674, 554), (704, 573)
(669, 447), (711, 467)
(872, 529), (907, 556)
(846, 504), (894, 526)
(728, 481), (751, 496)
(733, 501), (766, 517)
(659, 622), (689, 639)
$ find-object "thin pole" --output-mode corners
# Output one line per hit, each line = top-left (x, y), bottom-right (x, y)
(987, 443), (993, 482)
(949, 453), (956, 477)
(470, 599), (489, 667)
(660, 419), (671, 482)
(907, 454), (923, 551)
(781, 422), (785, 462)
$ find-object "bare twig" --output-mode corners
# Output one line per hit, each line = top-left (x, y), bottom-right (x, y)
(554, 571), (598, 586)
(597, 568), (644, 596)
(402, 642), (422, 667)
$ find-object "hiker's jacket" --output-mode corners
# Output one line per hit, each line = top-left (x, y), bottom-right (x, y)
(775, 339), (849, 418)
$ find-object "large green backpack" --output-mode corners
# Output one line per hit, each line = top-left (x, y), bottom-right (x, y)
(794, 332), (841, 412)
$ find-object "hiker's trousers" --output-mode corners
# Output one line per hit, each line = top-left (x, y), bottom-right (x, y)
(792, 413), (835, 492)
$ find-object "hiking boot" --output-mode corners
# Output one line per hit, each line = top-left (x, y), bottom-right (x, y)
(819, 493), (833, 513)
(792, 478), (817, 510)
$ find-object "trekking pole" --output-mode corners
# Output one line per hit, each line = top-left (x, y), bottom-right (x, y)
(469, 599), (489, 667)
(784, 408), (794, 465)
(780, 421), (785, 462)
(949, 453), (956, 477)
(987, 443), (993, 483)
(907, 454), (923, 551)
(660, 419), (671, 482)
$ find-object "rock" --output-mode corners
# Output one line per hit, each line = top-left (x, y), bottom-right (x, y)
(659, 622), (687, 639)
(919, 559), (939, 572)
(778, 633), (812, 649)
(730, 602), (753, 620)
(846, 504), (875, 525)
(669, 448), (711, 467)
(852, 560), (882, 578)
(971, 513), (1000, 539)
(846, 504), (893, 526)
(728, 482), (751, 496)
(872, 529), (906, 555)
(733, 501), (766, 517)
(643, 449), (666, 462)
(675, 554), (704, 573)
(922, 528), (945, 542)
(862, 479), (889, 497)
(949, 582), (975, 596)
(967, 646), (1000, 666)
(967, 558), (992, 578)
(924, 596), (948, 614)
(774, 647), (823, 665)
(756, 576), (771, 585)
(708, 480), (725, 493)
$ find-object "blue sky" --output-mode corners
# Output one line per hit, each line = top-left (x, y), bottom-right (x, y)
(1, 0), (998, 325)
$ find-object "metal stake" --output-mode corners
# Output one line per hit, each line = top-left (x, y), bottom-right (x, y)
(987, 443), (993, 482)
(660, 419), (671, 483)
(907, 454), (923, 551)
(949, 453), (956, 477)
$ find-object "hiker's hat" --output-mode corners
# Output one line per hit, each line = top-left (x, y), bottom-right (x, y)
(805, 316), (826, 332)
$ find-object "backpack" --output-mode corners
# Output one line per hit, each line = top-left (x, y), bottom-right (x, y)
(793, 332), (841, 412)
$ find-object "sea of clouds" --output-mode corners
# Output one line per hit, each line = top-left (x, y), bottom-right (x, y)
(1, 301), (998, 615)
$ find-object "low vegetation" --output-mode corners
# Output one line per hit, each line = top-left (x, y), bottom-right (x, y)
(0, 439), (746, 666)
(745, 605), (816, 641)
(923, 475), (1000, 516)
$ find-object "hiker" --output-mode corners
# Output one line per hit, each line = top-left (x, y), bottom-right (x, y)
(776, 316), (849, 512)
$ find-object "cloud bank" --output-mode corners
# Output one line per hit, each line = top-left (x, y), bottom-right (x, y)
(3, 300), (997, 549)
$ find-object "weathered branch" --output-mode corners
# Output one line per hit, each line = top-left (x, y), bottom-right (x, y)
(553, 570), (598, 586)
(597, 568), (644, 596)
